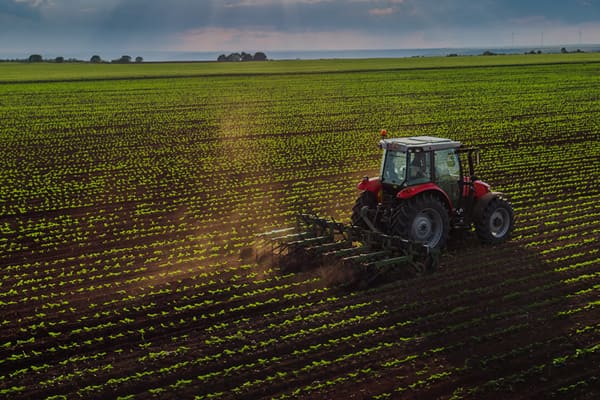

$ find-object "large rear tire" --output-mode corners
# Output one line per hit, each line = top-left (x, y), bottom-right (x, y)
(475, 195), (514, 244)
(390, 193), (450, 250)
(351, 191), (377, 228)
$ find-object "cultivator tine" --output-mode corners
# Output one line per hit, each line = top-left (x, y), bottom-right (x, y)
(269, 232), (312, 244)
(342, 250), (390, 264)
(295, 214), (348, 240)
(286, 235), (332, 247)
(366, 255), (411, 269)
(306, 240), (353, 255)
(323, 244), (366, 259)
(260, 227), (296, 236)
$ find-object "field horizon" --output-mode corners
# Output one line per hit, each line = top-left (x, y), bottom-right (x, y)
(2, 52), (600, 83)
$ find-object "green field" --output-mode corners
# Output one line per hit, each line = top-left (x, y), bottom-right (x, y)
(1, 55), (599, 399)
(2, 52), (600, 82)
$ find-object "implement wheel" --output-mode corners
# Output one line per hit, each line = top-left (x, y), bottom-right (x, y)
(351, 191), (377, 228)
(390, 193), (450, 250)
(475, 195), (514, 244)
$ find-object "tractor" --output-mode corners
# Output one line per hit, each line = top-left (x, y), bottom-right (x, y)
(352, 132), (514, 249)
(261, 132), (515, 284)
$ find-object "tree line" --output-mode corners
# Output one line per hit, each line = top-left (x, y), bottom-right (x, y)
(217, 52), (267, 62)
(1, 53), (269, 63)
(0, 55), (144, 63)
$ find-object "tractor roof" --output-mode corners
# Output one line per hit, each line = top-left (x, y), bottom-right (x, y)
(380, 136), (461, 152)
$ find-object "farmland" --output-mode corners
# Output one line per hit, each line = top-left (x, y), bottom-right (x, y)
(0, 54), (599, 399)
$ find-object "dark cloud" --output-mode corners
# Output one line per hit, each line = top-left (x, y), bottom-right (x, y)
(0, 0), (42, 20)
(1, 0), (599, 57)
(100, 1), (212, 32)
(463, 0), (600, 25)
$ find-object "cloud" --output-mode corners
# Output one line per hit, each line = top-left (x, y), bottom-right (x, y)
(369, 7), (396, 16)
(175, 27), (381, 51)
(225, 0), (334, 6)
(174, 25), (449, 52)
(14, 0), (50, 7)
(509, 15), (552, 26)
(0, 0), (42, 23)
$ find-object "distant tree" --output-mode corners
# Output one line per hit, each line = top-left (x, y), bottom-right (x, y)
(113, 55), (132, 63)
(227, 53), (241, 62)
(28, 54), (43, 62)
(241, 52), (253, 61)
(55, 56), (64, 63)
(90, 55), (102, 63)
(217, 54), (227, 62)
(253, 52), (267, 61)
(561, 47), (568, 54)
(135, 56), (143, 63)
(481, 50), (497, 56)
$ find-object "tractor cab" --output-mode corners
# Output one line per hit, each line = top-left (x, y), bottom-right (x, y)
(379, 136), (464, 209)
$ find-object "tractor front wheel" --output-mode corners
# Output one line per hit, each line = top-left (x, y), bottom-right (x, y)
(390, 193), (450, 250)
(475, 195), (514, 244)
(351, 191), (377, 228)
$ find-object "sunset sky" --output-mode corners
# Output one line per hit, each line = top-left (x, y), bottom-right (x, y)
(2, 0), (599, 58)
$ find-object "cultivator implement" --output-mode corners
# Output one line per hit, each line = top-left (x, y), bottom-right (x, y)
(258, 214), (440, 286)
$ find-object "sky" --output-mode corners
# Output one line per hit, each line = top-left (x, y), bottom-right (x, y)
(1, 0), (600, 59)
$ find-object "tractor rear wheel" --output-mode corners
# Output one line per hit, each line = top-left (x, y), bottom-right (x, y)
(351, 191), (377, 228)
(475, 195), (514, 244)
(390, 193), (450, 250)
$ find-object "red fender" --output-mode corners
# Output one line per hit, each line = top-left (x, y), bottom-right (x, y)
(462, 177), (491, 199)
(397, 182), (453, 211)
(473, 180), (491, 198)
(357, 176), (382, 194)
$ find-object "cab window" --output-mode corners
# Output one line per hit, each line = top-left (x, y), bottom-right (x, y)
(407, 151), (431, 185)
(434, 149), (461, 205)
(382, 150), (407, 185)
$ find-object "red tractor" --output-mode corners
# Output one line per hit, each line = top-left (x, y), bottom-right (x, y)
(352, 133), (514, 249)
(262, 133), (515, 282)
